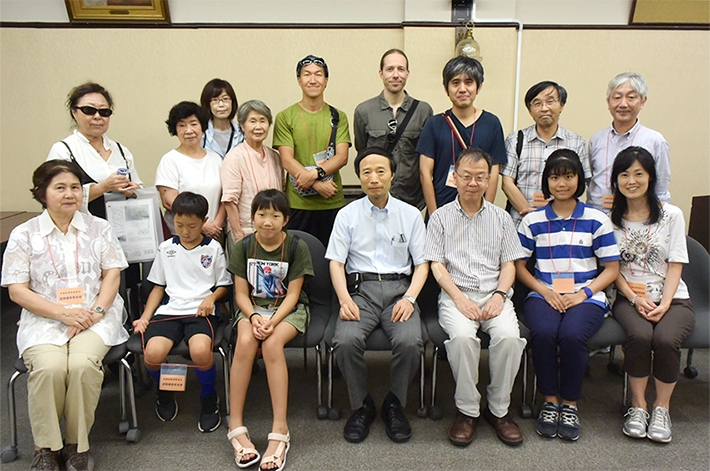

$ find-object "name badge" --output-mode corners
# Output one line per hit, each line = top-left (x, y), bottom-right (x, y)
(445, 165), (457, 188)
(56, 278), (85, 305)
(313, 149), (329, 167)
(253, 307), (274, 319)
(159, 363), (188, 391)
(628, 282), (647, 298)
(551, 273), (575, 294)
(602, 194), (614, 209)
(532, 192), (548, 208)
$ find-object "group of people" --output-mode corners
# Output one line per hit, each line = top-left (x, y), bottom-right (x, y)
(0, 48), (695, 471)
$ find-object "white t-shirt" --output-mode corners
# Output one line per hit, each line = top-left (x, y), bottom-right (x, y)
(613, 203), (689, 303)
(148, 236), (232, 316)
(154, 148), (223, 230)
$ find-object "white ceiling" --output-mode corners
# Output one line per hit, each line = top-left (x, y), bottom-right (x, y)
(0, 0), (635, 25)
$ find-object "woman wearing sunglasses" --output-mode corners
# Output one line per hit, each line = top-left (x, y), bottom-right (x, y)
(47, 82), (142, 219)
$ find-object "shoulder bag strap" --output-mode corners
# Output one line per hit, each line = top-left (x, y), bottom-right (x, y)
(60, 140), (97, 185)
(115, 141), (132, 181)
(443, 113), (468, 150)
(386, 99), (420, 154)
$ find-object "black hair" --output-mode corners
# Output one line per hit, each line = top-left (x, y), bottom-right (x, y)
(250, 189), (291, 222)
(296, 54), (329, 78)
(200, 78), (238, 121)
(165, 101), (209, 136)
(380, 49), (409, 71)
(610, 146), (661, 227)
(172, 191), (208, 220)
(454, 147), (492, 173)
(541, 149), (586, 200)
(31, 160), (84, 209)
(66, 82), (113, 121)
(353, 147), (397, 177)
(442, 56), (484, 90)
(524, 80), (568, 109)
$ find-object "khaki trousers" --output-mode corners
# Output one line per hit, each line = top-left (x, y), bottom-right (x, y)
(22, 329), (109, 453)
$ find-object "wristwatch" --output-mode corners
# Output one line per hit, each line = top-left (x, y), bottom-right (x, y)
(316, 166), (327, 180)
(92, 306), (105, 315)
(402, 295), (416, 305)
(493, 290), (508, 300)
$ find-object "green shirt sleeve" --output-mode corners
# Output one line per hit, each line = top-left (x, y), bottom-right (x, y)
(335, 109), (351, 146)
(273, 109), (294, 149)
(227, 235), (248, 280)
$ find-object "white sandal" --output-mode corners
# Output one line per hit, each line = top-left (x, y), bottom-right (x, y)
(259, 432), (290, 471)
(227, 426), (261, 468)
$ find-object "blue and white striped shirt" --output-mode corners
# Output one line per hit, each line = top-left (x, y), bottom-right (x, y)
(518, 200), (620, 309)
(426, 198), (525, 294)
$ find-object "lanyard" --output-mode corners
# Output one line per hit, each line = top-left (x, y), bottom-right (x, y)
(250, 232), (286, 311)
(547, 217), (578, 273)
(623, 222), (652, 276)
(604, 125), (640, 189)
(46, 233), (80, 279)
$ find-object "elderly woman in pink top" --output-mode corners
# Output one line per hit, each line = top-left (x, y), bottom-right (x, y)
(221, 100), (284, 243)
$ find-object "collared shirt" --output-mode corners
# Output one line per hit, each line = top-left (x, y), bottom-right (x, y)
(221, 141), (284, 235)
(587, 120), (671, 211)
(325, 194), (427, 275)
(501, 124), (590, 226)
(47, 130), (144, 214)
(417, 110), (507, 209)
(425, 198), (524, 294)
(353, 91), (433, 210)
(1, 210), (129, 356)
(518, 200), (620, 309)
(148, 235), (232, 316)
(202, 119), (245, 159)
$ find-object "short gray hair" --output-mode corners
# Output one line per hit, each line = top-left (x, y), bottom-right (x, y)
(606, 72), (648, 100)
(236, 100), (273, 125)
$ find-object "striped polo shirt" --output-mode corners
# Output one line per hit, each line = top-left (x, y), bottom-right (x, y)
(425, 197), (525, 294)
(517, 200), (620, 309)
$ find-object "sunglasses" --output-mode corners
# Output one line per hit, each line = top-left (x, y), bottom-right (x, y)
(299, 57), (326, 68)
(73, 106), (113, 118)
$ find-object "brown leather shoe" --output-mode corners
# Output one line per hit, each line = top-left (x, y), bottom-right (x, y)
(484, 408), (524, 446)
(448, 411), (477, 447)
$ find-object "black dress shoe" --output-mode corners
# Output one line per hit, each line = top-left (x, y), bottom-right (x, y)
(343, 394), (376, 443)
(381, 392), (412, 443)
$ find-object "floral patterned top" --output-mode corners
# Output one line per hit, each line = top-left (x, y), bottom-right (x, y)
(613, 203), (689, 304)
(1, 210), (129, 355)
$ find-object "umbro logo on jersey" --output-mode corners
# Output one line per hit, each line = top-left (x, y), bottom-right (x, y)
(166, 249), (177, 258)
(201, 255), (213, 269)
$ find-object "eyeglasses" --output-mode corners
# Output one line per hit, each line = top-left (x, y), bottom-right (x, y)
(73, 106), (113, 117)
(210, 96), (232, 105)
(455, 171), (488, 184)
(530, 98), (559, 110)
(387, 118), (397, 143)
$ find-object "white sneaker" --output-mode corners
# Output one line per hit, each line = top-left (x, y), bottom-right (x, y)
(622, 407), (649, 439)
(647, 406), (672, 443)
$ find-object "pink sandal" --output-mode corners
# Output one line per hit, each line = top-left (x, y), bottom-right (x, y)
(227, 426), (260, 468)
(259, 432), (290, 471)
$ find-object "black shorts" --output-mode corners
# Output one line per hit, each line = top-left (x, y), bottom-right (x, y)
(144, 315), (221, 346)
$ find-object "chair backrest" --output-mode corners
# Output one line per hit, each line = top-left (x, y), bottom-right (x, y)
(287, 230), (332, 310)
(683, 236), (710, 312)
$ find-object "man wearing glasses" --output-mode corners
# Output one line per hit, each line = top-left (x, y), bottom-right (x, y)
(353, 49), (433, 211)
(501, 81), (590, 227)
(425, 148), (526, 448)
(273, 54), (351, 247)
(418, 56), (507, 217)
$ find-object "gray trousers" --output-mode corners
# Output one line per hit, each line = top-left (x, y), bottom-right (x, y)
(333, 278), (423, 410)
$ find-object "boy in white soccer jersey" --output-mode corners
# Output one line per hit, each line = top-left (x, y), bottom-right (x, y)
(133, 192), (232, 432)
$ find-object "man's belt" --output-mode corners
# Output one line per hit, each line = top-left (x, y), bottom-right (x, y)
(359, 272), (409, 282)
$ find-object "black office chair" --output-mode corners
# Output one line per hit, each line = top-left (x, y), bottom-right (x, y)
(1, 336), (140, 464)
(420, 273), (532, 420)
(224, 230), (335, 419)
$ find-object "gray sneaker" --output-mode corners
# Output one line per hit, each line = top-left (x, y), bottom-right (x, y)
(30, 448), (59, 471)
(623, 407), (649, 438)
(647, 406), (672, 443)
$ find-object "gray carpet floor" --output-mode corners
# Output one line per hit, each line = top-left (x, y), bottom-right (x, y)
(1, 297), (708, 471)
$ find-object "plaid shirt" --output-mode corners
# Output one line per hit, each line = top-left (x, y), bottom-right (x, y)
(501, 124), (590, 227)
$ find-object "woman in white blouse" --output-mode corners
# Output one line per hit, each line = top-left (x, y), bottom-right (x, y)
(1, 160), (129, 471)
(155, 101), (226, 238)
(47, 82), (142, 219)
(221, 100), (283, 243)
(610, 146), (695, 444)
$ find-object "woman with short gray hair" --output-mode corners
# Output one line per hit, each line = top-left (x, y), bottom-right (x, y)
(221, 100), (284, 243)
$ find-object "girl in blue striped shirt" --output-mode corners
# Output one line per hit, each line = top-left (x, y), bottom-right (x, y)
(516, 150), (620, 441)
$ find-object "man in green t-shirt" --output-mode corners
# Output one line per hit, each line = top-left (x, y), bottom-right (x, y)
(273, 55), (351, 247)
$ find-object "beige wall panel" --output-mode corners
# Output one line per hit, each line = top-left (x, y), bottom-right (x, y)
(1, 27), (708, 227)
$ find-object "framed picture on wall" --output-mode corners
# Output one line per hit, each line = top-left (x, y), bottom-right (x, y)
(65, 0), (170, 23)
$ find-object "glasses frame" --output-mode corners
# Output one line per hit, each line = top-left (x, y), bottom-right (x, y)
(455, 171), (488, 184)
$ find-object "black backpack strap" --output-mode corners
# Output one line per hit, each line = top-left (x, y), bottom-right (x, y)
(386, 99), (420, 154)
(327, 105), (339, 156)
(516, 129), (524, 159)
